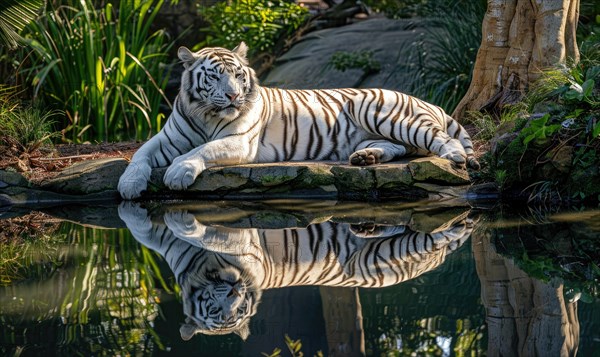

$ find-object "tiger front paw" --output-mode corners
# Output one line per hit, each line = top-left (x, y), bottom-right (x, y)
(163, 159), (203, 190)
(164, 210), (199, 237)
(118, 162), (151, 199)
(117, 201), (152, 235)
(439, 140), (467, 168)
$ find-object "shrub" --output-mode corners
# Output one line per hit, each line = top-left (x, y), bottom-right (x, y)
(197, 0), (309, 58)
(485, 37), (600, 199)
(21, 0), (174, 143)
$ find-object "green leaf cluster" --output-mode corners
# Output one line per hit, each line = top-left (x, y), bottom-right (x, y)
(197, 0), (308, 58)
(21, 0), (174, 143)
(520, 114), (560, 147)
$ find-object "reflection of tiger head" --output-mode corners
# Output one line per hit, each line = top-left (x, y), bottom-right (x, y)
(177, 42), (258, 119)
(178, 253), (262, 341)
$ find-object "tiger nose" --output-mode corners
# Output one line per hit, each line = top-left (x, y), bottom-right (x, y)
(226, 92), (239, 102)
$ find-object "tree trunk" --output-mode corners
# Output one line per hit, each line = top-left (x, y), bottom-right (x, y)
(453, 0), (580, 119)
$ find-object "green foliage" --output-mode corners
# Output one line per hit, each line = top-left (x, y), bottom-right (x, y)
(577, 0), (600, 44)
(520, 114), (560, 147)
(0, 0), (46, 49)
(197, 0), (308, 58)
(0, 86), (59, 153)
(487, 35), (600, 199)
(0, 216), (64, 286)
(494, 169), (507, 189)
(494, 216), (600, 302)
(370, 317), (485, 356)
(330, 50), (381, 74)
(21, 0), (173, 143)
(404, 0), (485, 112)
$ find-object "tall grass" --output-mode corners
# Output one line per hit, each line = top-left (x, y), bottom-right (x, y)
(22, 0), (174, 143)
(403, 0), (485, 113)
(0, 85), (60, 154)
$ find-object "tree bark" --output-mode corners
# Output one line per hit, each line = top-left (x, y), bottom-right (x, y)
(453, 0), (580, 119)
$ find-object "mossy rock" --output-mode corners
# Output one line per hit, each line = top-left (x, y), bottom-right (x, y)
(407, 157), (469, 184)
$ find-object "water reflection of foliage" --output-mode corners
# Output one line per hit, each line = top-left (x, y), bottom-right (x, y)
(359, 243), (487, 356)
(364, 316), (485, 356)
(0, 212), (63, 285)
(493, 215), (600, 303)
(0, 221), (178, 355)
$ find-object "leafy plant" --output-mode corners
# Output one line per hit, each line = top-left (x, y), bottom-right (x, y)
(329, 50), (381, 86)
(486, 34), (600, 198)
(22, 0), (174, 143)
(0, 0), (46, 49)
(362, 0), (466, 19)
(494, 169), (507, 189)
(262, 335), (323, 357)
(520, 114), (561, 147)
(197, 0), (308, 58)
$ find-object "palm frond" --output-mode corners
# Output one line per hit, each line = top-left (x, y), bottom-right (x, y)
(0, 0), (46, 49)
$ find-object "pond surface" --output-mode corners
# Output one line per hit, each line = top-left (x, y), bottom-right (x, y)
(0, 200), (599, 356)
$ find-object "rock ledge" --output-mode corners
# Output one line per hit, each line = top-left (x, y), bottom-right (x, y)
(1, 156), (483, 205)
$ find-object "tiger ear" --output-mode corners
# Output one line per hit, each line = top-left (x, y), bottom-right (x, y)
(178, 46), (196, 68)
(180, 323), (198, 341)
(233, 322), (251, 341)
(232, 42), (248, 60)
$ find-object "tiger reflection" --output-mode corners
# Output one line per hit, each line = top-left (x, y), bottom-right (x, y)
(118, 202), (475, 341)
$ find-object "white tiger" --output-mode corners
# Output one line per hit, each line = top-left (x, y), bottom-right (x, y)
(118, 202), (476, 340)
(118, 42), (479, 199)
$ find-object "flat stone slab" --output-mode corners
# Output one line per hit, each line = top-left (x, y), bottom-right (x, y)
(147, 157), (471, 201)
(0, 156), (479, 205)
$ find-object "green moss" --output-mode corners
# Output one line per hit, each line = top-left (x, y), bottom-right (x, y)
(260, 174), (294, 187)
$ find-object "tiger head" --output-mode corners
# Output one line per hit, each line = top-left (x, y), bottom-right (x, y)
(178, 257), (262, 341)
(177, 42), (258, 119)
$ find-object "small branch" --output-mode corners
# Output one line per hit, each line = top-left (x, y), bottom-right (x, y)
(36, 154), (100, 161)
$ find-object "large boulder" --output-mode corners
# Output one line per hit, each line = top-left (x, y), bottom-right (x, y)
(262, 18), (427, 90)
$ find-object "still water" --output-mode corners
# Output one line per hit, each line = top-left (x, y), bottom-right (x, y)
(0, 200), (599, 356)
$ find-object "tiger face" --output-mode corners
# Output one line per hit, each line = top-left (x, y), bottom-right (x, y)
(179, 262), (261, 341)
(177, 42), (257, 119)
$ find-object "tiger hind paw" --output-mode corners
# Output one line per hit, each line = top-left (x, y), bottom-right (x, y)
(349, 149), (382, 166)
